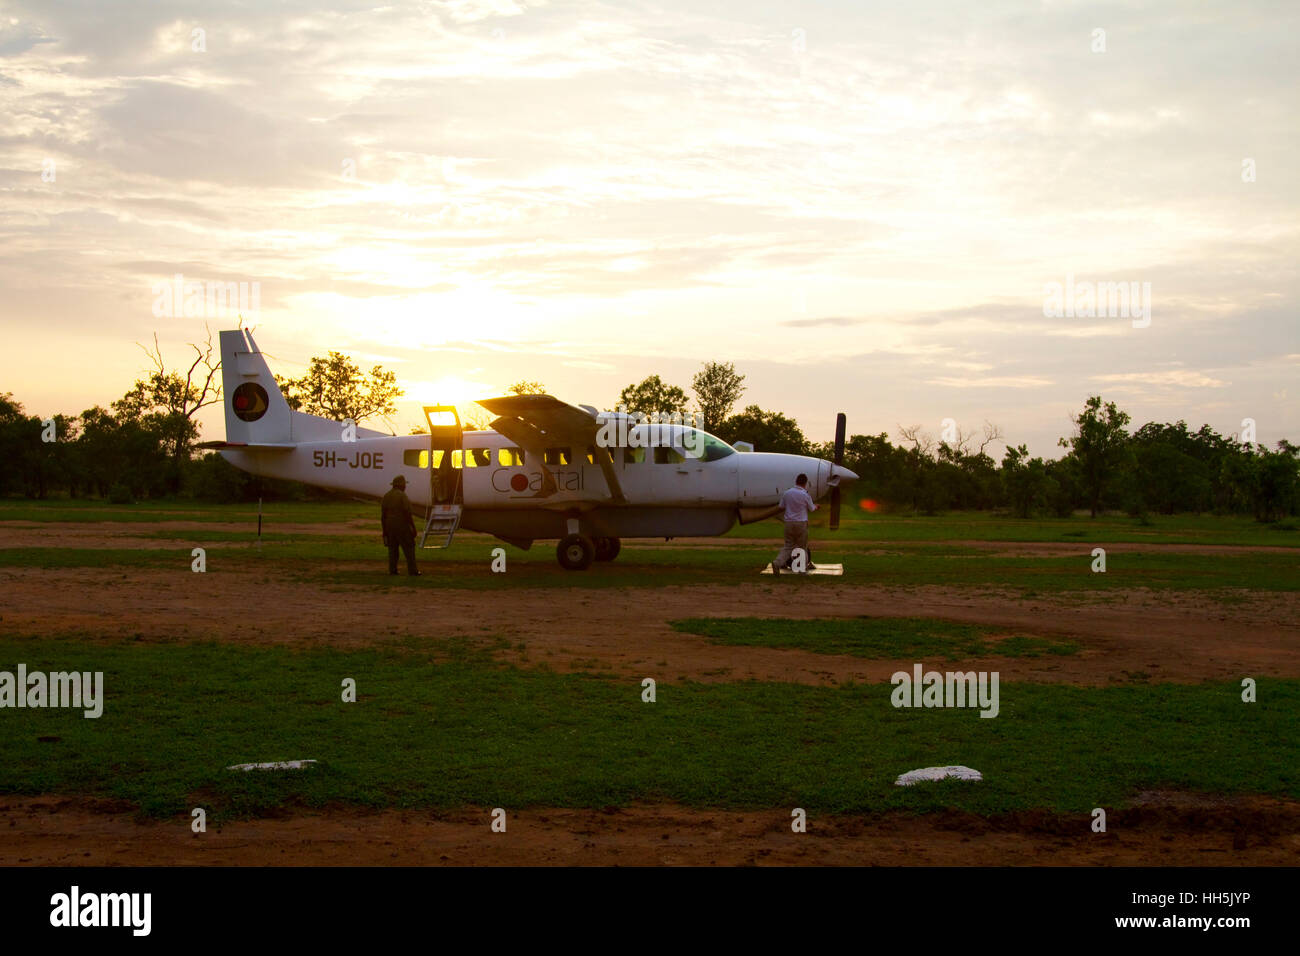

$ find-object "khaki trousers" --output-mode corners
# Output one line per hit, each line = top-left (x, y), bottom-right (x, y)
(774, 520), (810, 570)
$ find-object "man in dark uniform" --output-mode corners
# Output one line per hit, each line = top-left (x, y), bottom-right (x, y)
(381, 475), (420, 576)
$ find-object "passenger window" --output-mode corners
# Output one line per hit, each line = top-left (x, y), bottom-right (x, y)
(403, 449), (429, 468)
(654, 447), (686, 465)
(431, 450), (444, 468)
(544, 447), (571, 465)
(624, 447), (645, 464)
(471, 448), (491, 467)
(498, 447), (525, 466)
(452, 450), (475, 468)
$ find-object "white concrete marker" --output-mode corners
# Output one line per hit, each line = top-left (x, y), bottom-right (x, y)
(894, 765), (983, 786)
(226, 760), (319, 771)
(760, 563), (844, 575)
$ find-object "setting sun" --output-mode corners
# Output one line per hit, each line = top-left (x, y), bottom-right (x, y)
(403, 374), (498, 428)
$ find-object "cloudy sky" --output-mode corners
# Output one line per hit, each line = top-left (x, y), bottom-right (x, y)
(1, 0), (1296, 454)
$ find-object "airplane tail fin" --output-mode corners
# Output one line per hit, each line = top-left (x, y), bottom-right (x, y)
(218, 329), (392, 444)
(219, 329), (294, 444)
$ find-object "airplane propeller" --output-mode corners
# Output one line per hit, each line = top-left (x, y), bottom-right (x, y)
(830, 412), (846, 530)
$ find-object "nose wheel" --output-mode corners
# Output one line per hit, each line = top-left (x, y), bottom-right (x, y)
(557, 534), (596, 570)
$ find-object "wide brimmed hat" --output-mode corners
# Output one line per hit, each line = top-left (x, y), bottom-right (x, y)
(391, 475), (407, 487)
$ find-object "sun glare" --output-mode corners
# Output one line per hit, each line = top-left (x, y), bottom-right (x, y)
(404, 375), (498, 427)
(407, 374), (493, 404)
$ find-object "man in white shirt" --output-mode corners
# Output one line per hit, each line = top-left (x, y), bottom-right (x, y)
(772, 473), (817, 573)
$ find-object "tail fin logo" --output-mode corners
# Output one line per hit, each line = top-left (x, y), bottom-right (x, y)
(232, 383), (269, 422)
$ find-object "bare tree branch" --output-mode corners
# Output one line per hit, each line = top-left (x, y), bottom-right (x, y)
(978, 420), (1005, 456)
(897, 424), (934, 456)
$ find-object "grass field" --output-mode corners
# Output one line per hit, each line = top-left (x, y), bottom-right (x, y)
(5, 497), (1297, 547)
(2, 637), (1294, 821)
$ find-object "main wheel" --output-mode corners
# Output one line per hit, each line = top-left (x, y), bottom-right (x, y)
(593, 536), (621, 561)
(556, 534), (595, 570)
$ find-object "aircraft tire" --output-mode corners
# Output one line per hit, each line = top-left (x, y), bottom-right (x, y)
(557, 534), (595, 570)
(593, 537), (621, 561)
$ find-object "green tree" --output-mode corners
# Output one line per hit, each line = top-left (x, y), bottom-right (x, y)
(0, 393), (27, 496)
(1245, 441), (1300, 521)
(113, 331), (222, 491)
(1058, 396), (1132, 517)
(277, 351), (402, 424)
(1045, 457), (1081, 517)
(1125, 422), (1212, 515)
(617, 375), (689, 419)
(712, 405), (808, 456)
(74, 405), (169, 499)
(0, 394), (74, 498)
(691, 361), (745, 431)
(1001, 444), (1054, 518)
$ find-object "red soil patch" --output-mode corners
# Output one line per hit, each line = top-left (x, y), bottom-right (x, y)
(2, 796), (1295, 866)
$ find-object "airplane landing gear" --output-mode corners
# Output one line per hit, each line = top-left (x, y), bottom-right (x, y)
(593, 537), (621, 562)
(557, 534), (595, 571)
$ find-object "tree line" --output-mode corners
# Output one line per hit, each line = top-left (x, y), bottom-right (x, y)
(1, 341), (1295, 521)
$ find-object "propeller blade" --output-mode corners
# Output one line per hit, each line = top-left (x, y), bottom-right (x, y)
(830, 412), (846, 530)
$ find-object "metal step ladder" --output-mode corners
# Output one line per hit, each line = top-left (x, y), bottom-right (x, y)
(419, 503), (462, 549)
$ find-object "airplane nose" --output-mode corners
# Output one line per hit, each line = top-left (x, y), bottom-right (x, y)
(829, 464), (858, 485)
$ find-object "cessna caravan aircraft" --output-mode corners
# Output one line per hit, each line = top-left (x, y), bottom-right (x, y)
(204, 329), (858, 569)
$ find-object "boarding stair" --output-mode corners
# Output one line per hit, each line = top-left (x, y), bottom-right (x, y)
(419, 503), (462, 549)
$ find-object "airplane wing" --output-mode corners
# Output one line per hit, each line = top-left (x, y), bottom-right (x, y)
(476, 395), (626, 503)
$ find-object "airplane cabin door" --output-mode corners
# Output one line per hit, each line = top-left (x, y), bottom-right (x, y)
(423, 405), (463, 505)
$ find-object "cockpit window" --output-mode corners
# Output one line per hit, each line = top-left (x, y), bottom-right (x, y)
(679, 429), (736, 462)
(619, 424), (736, 463)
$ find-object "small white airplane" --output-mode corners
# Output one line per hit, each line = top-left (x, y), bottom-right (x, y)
(203, 329), (858, 569)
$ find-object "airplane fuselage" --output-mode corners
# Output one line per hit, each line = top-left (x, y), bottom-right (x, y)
(223, 426), (844, 543)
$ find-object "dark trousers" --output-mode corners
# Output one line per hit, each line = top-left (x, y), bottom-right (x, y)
(387, 536), (418, 574)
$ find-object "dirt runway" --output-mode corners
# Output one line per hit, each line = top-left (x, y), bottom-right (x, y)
(2, 565), (1296, 686)
(3, 795), (1296, 867)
